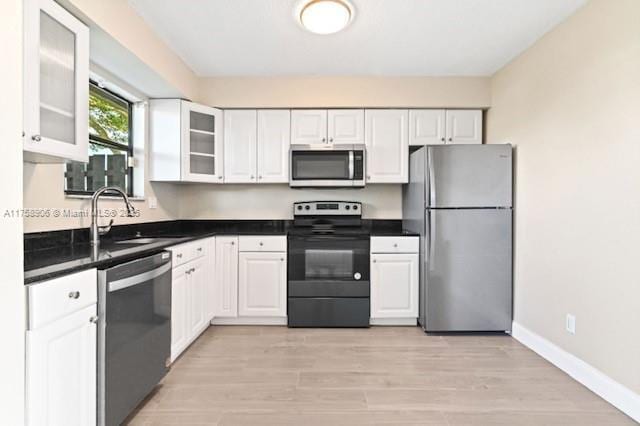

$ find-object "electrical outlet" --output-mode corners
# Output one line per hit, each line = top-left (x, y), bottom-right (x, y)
(566, 314), (576, 335)
(148, 196), (158, 209)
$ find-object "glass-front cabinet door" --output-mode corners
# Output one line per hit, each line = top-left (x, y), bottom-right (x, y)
(181, 101), (223, 182)
(23, 0), (89, 163)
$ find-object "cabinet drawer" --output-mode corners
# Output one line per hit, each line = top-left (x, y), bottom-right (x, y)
(239, 236), (287, 252)
(27, 269), (97, 330)
(168, 239), (207, 266)
(371, 237), (419, 253)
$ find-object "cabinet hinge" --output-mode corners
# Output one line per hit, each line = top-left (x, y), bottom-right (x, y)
(127, 156), (137, 168)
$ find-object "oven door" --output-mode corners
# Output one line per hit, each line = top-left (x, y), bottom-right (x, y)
(288, 234), (370, 297)
(290, 147), (364, 187)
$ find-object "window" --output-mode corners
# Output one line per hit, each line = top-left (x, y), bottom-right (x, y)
(65, 81), (133, 196)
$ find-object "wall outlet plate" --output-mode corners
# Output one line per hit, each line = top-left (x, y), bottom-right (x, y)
(566, 314), (576, 335)
(148, 196), (158, 209)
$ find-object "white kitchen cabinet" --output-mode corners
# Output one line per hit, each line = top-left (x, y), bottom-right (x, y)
(409, 109), (483, 146)
(370, 237), (419, 325)
(26, 269), (97, 426)
(328, 109), (365, 145)
(214, 236), (239, 317)
(149, 99), (223, 183)
(409, 110), (446, 146)
(445, 110), (483, 144)
(238, 252), (287, 317)
(291, 110), (327, 145)
(224, 110), (257, 183)
(170, 262), (189, 361)
(23, 0), (89, 163)
(365, 109), (409, 183)
(371, 254), (419, 320)
(168, 239), (213, 362)
(257, 110), (290, 183)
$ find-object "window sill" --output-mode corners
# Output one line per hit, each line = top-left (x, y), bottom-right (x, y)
(65, 194), (145, 202)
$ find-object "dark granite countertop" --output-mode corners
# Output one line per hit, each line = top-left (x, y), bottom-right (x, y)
(24, 219), (417, 284)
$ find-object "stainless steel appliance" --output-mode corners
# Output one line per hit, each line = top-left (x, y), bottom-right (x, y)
(403, 145), (513, 333)
(288, 201), (370, 327)
(290, 145), (365, 187)
(98, 252), (172, 426)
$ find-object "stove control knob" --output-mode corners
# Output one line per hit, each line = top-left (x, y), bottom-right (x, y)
(304, 205), (311, 210)
(297, 205), (302, 210)
(353, 205), (358, 210)
(354, 272), (362, 280)
(345, 205), (350, 210)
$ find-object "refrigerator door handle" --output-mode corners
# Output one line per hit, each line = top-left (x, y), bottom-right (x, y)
(427, 149), (435, 207)
(427, 210), (435, 271)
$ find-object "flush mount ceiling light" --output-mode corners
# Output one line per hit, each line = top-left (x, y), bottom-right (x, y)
(299, 0), (354, 35)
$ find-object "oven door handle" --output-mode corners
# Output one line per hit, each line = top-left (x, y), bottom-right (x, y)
(107, 262), (172, 292)
(348, 151), (354, 179)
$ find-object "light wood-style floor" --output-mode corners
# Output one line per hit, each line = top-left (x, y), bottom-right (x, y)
(127, 326), (634, 425)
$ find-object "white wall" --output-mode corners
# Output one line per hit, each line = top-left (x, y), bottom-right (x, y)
(0, 0), (25, 423)
(487, 0), (640, 394)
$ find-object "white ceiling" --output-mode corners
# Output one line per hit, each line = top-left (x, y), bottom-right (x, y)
(129, 0), (586, 77)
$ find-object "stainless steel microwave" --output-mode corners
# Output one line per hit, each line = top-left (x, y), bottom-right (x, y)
(290, 145), (365, 188)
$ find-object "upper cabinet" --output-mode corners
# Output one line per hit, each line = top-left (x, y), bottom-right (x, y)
(291, 109), (364, 145)
(365, 109), (409, 184)
(446, 110), (483, 144)
(224, 110), (257, 183)
(257, 110), (290, 183)
(149, 99), (223, 183)
(327, 109), (364, 145)
(224, 109), (290, 183)
(409, 109), (483, 146)
(23, 0), (89, 163)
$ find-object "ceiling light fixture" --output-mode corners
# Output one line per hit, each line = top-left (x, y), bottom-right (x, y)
(299, 0), (353, 35)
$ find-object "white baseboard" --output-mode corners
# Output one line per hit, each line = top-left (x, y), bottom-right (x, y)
(511, 321), (640, 423)
(211, 317), (287, 325)
(370, 318), (418, 326)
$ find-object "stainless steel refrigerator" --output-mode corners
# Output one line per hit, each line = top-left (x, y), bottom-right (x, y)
(403, 144), (513, 332)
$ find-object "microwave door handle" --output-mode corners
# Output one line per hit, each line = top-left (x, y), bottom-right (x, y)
(348, 151), (354, 179)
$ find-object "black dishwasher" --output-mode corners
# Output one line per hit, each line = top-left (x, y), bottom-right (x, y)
(97, 252), (172, 426)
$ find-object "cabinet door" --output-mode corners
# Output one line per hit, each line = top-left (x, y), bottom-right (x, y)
(328, 109), (364, 145)
(188, 257), (208, 337)
(365, 110), (409, 183)
(205, 237), (216, 321)
(238, 252), (287, 317)
(181, 101), (224, 182)
(23, 0), (89, 163)
(257, 110), (290, 183)
(26, 304), (96, 426)
(214, 237), (239, 317)
(170, 264), (189, 361)
(370, 254), (419, 319)
(291, 110), (327, 145)
(224, 110), (257, 183)
(445, 110), (483, 144)
(409, 110), (445, 146)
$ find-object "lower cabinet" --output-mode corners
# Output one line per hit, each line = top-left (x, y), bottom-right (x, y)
(26, 269), (97, 426)
(370, 237), (419, 325)
(168, 238), (215, 362)
(238, 252), (287, 317)
(213, 235), (287, 324)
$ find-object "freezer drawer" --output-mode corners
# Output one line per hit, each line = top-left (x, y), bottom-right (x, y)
(427, 144), (512, 208)
(424, 208), (512, 332)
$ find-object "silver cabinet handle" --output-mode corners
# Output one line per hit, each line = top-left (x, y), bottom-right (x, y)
(448, 137), (453, 142)
(231, 241), (235, 245)
(258, 175), (262, 180)
(197, 247), (202, 252)
(68, 291), (80, 299)
(177, 253), (182, 258)
(440, 137), (445, 142)
(372, 259), (377, 263)
(250, 175), (254, 179)
(329, 137), (334, 142)
(393, 243), (398, 248)
(218, 176), (223, 179)
(259, 242), (264, 246)
(89, 316), (99, 324)
(31, 134), (41, 142)
(280, 258), (284, 261)
(322, 137), (326, 143)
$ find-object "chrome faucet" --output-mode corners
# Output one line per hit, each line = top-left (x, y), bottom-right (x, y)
(90, 186), (137, 247)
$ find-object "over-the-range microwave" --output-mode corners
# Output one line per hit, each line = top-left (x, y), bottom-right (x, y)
(289, 144), (365, 188)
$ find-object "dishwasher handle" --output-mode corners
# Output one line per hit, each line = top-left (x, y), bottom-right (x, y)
(108, 262), (172, 292)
